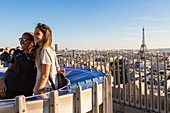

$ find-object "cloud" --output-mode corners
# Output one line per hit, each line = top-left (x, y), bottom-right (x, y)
(149, 29), (170, 33)
(120, 37), (136, 40)
(135, 16), (169, 21)
(123, 27), (136, 30)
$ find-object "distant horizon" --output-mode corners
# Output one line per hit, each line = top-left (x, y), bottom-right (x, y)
(1, 45), (170, 51)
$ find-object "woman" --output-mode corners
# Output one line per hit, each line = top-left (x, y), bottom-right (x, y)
(33, 23), (63, 95)
(0, 32), (37, 99)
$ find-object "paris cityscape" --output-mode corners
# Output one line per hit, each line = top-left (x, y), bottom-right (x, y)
(1, 0), (170, 113)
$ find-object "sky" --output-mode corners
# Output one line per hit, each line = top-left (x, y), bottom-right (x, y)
(0, 0), (170, 50)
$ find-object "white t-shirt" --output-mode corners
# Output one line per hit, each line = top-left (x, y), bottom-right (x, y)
(34, 47), (59, 91)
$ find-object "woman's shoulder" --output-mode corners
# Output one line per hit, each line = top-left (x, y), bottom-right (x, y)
(41, 47), (50, 51)
(41, 47), (56, 57)
(42, 47), (55, 53)
(42, 47), (54, 50)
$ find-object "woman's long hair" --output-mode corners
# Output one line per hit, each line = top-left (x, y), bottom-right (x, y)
(35, 23), (53, 70)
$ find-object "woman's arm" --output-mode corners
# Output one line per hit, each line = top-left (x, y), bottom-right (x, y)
(34, 64), (51, 95)
(55, 58), (66, 75)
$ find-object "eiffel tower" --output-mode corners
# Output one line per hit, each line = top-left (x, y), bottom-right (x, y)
(139, 28), (149, 55)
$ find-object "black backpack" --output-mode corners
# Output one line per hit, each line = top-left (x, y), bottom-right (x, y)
(0, 52), (10, 61)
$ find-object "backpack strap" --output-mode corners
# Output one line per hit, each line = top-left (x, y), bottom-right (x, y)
(45, 50), (56, 90)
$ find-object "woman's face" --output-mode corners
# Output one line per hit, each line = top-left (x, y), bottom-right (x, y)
(34, 28), (44, 44)
(19, 34), (33, 50)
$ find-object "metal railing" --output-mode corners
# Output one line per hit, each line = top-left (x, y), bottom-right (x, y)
(57, 50), (170, 113)
(0, 50), (170, 113)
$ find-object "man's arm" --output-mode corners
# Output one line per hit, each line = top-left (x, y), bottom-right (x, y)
(0, 63), (14, 97)
(2, 63), (14, 80)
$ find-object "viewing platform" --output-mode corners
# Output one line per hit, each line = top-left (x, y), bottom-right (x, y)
(0, 50), (170, 113)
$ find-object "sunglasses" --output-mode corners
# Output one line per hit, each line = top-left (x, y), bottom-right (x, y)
(37, 23), (46, 27)
(37, 23), (48, 29)
(19, 38), (31, 42)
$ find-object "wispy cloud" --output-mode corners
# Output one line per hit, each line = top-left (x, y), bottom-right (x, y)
(123, 27), (137, 30)
(120, 37), (136, 40)
(149, 28), (170, 33)
(135, 16), (169, 21)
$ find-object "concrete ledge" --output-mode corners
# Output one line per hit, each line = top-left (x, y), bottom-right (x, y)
(113, 102), (150, 113)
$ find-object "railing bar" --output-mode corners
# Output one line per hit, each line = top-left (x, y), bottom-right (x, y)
(108, 54), (111, 74)
(143, 52), (148, 110)
(122, 52), (126, 104)
(100, 55), (103, 72)
(157, 52), (161, 113)
(113, 56), (117, 101)
(104, 55), (107, 73)
(150, 55), (154, 111)
(164, 53), (168, 113)
(117, 53), (121, 102)
(93, 52), (95, 70)
(96, 53), (99, 68)
(132, 53), (136, 106)
(138, 53), (142, 108)
(127, 56), (131, 105)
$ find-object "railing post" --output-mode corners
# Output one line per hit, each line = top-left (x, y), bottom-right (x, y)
(163, 53), (168, 113)
(138, 52), (142, 108)
(103, 77), (108, 113)
(127, 56), (131, 105)
(76, 85), (82, 113)
(150, 55), (154, 111)
(15, 95), (27, 113)
(92, 52), (95, 70)
(92, 82), (99, 113)
(132, 52), (136, 106)
(100, 55), (103, 72)
(156, 52), (161, 112)
(107, 73), (113, 113)
(50, 90), (59, 113)
(104, 55), (107, 73)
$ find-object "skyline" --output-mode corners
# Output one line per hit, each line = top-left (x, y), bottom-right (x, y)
(1, 0), (170, 50)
